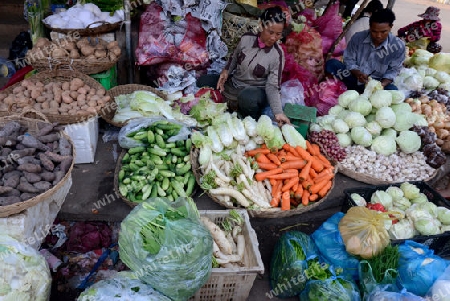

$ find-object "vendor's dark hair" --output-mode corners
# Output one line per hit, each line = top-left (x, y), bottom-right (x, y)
(260, 6), (286, 28)
(358, 0), (383, 19)
(370, 8), (396, 26)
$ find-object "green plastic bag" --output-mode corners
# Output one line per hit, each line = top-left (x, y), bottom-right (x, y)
(119, 197), (213, 301)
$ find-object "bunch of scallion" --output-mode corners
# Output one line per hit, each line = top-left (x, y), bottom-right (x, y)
(364, 244), (400, 283)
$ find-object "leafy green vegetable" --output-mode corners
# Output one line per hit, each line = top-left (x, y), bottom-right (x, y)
(190, 98), (227, 127)
(300, 278), (359, 301)
(364, 244), (399, 283)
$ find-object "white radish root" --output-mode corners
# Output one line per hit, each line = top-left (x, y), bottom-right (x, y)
(201, 216), (233, 255)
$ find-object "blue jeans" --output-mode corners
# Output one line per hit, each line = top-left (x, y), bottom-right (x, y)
(325, 59), (398, 94)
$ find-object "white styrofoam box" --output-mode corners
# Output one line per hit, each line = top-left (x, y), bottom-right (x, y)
(0, 175), (72, 250)
(64, 117), (99, 164)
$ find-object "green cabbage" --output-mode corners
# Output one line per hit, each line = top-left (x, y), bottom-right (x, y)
(395, 131), (421, 154)
(388, 218), (414, 239)
(410, 193), (428, 204)
(400, 182), (421, 200)
(337, 109), (351, 120)
(429, 53), (450, 73)
(267, 126), (286, 150)
(338, 90), (360, 108)
(375, 107), (396, 128)
(414, 217), (441, 235)
(391, 103), (412, 115)
(281, 124), (307, 149)
(365, 114), (376, 123)
(369, 90), (392, 109)
(434, 71), (450, 83)
(344, 112), (366, 128)
(337, 133), (352, 147)
(371, 135), (396, 156)
(389, 90), (406, 104)
(256, 115), (275, 142)
(243, 116), (257, 137)
(416, 201), (438, 218)
(350, 193), (367, 206)
(332, 119), (349, 134)
(386, 186), (404, 201)
(362, 79), (383, 98)
(371, 190), (393, 209)
(406, 203), (433, 222)
(350, 126), (372, 147)
(423, 76), (440, 89)
(437, 207), (450, 225)
(365, 121), (382, 136)
(381, 128), (397, 139)
(328, 105), (344, 116)
(348, 96), (372, 116)
(392, 196), (411, 211)
(394, 112), (428, 132)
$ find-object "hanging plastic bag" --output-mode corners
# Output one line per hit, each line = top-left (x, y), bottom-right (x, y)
(118, 197), (213, 301)
(270, 231), (320, 298)
(396, 240), (449, 296)
(366, 285), (425, 301)
(299, 276), (361, 301)
(338, 207), (391, 259)
(426, 265), (450, 301)
(118, 117), (191, 149)
(311, 212), (360, 281)
(358, 260), (399, 296)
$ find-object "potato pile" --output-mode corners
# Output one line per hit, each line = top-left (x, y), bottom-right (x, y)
(0, 77), (110, 116)
(406, 95), (450, 152)
(28, 37), (121, 62)
(0, 121), (73, 206)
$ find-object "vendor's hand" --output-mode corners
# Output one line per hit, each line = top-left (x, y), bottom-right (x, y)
(217, 70), (229, 92)
(275, 113), (291, 127)
(351, 70), (369, 84)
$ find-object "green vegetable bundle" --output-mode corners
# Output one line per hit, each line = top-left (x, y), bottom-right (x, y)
(300, 277), (360, 301)
(117, 119), (195, 203)
(119, 197), (213, 301)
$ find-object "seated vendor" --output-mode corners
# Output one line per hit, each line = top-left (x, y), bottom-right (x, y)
(325, 8), (405, 93)
(397, 6), (442, 53)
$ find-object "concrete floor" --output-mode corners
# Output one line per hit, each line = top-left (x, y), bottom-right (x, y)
(54, 120), (450, 301)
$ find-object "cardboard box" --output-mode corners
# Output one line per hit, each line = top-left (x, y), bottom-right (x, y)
(64, 117), (99, 164)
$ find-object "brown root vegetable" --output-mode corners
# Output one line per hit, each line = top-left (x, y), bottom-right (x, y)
(80, 45), (95, 56)
(3, 188), (20, 197)
(38, 133), (60, 143)
(53, 170), (65, 185)
(10, 148), (36, 160)
(40, 171), (56, 182)
(69, 49), (80, 59)
(17, 163), (42, 173)
(59, 137), (72, 156)
(20, 193), (39, 201)
(23, 171), (42, 183)
(33, 181), (52, 192)
(45, 151), (71, 162)
(18, 135), (49, 151)
(94, 49), (107, 58)
(52, 48), (67, 58)
(0, 121), (21, 137)
(17, 156), (40, 165)
(107, 41), (119, 50)
(17, 178), (40, 193)
(59, 157), (72, 173)
(0, 186), (13, 194)
(38, 153), (54, 171)
(3, 171), (21, 188)
(0, 136), (17, 147)
(36, 122), (59, 137)
(0, 196), (22, 206)
(1, 148), (12, 156)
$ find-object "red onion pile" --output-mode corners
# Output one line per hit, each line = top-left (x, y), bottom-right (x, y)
(308, 130), (347, 162)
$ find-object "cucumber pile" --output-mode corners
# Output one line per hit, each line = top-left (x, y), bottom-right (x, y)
(118, 120), (195, 203)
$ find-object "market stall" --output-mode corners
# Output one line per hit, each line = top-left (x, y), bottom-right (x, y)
(1, 0), (450, 300)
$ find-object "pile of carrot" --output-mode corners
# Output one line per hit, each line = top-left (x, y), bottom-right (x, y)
(245, 141), (334, 211)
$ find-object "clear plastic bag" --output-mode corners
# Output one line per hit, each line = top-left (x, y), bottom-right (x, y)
(366, 285), (425, 301)
(312, 213), (360, 281)
(426, 265), (450, 301)
(118, 197), (213, 301)
(281, 79), (305, 107)
(338, 207), (391, 259)
(359, 260), (399, 296)
(299, 276), (361, 301)
(118, 117), (191, 149)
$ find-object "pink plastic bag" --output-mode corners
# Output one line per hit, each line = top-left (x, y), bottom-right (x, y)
(313, 3), (342, 40)
(314, 78), (347, 116)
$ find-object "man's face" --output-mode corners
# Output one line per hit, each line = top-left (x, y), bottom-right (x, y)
(369, 22), (392, 46)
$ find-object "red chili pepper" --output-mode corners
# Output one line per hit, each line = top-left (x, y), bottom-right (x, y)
(366, 203), (386, 212)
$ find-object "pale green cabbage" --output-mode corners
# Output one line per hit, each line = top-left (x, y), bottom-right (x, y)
(369, 90), (392, 109)
(375, 107), (396, 128)
(256, 115), (275, 142)
(281, 124), (307, 149)
(394, 112), (428, 132)
(362, 79), (383, 98)
(350, 193), (367, 206)
(381, 128), (397, 139)
(392, 196), (411, 211)
(437, 207), (450, 225)
(371, 190), (393, 209)
(429, 53), (450, 73)
(267, 126), (286, 150)
(423, 76), (440, 89)
(414, 217), (441, 235)
(332, 119), (349, 134)
(350, 126), (372, 147)
(337, 109), (351, 120)
(348, 96), (372, 116)
(344, 112), (366, 128)
(395, 131), (421, 154)
(400, 182), (421, 200)
(337, 133), (352, 147)
(386, 186), (404, 201)
(338, 90), (360, 108)
(410, 193), (428, 204)
(371, 135), (396, 156)
(328, 105), (344, 116)
(406, 203), (433, 222)
(365, 113), (376, 123)
(391, 103), (412, 115)
(416, 201), (438, 218)
(243, 116), (257, 137)
(365, 121), (382, 136)
(309, 123), (322, 132)
(434, 71), (450, 83)
(388, 219), (415, 239)
(389, 90), (406, 104)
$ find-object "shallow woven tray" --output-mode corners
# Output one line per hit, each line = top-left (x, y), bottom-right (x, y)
(0, 111), (75, 217)
(44, 20), (122, 36)
(30, 56), (118, 75)
(101, 84), (167, 128)
(191, 147), (336, 218)
(0, 68), (111, 124)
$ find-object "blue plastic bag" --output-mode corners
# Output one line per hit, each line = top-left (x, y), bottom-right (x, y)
(365, 285), (425, 301)
(426, 265), (450, 301)
(311, 212), (360, 280)
(299, 276), (361, 301)
(269, 231), (320, 298)
(396, 241), (449, 296)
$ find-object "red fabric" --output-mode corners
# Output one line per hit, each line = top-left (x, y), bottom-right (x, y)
(397, 20), (442, 43)
(1, 65), (33, 90)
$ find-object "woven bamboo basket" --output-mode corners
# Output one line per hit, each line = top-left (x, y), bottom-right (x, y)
(337, 162), (439, 185)
(30, 56), (118, 75)
(222, 11), (259, 56)
(101, 84), (167, 128)
(0, 68), (111, 124)
(190, 147), (336, 218)
(0, 111), (75, 217)
(44, 20), (122, 36)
